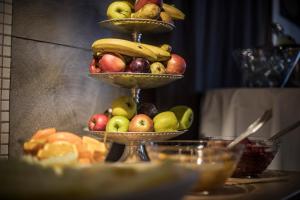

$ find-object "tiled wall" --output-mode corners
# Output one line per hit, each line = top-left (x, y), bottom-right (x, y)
(0, 0), (12, 159)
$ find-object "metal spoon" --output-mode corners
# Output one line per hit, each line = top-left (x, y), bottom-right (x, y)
(268, 120), (300, 142)
(280, 51), (300, 88)
(227, 109), (273, 149)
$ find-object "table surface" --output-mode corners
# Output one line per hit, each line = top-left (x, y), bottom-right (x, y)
(184, 170), (300, 200)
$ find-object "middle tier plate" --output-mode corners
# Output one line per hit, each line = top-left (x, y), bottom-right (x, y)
(89, 73), (183, 89)
(88, 130), (186, 144)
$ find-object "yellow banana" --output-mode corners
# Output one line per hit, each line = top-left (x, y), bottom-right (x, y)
(160, 44), (172, 53)
(139, 43), (171, 61)
(162, 3), (185, 20)
(92, 38), (157, 61)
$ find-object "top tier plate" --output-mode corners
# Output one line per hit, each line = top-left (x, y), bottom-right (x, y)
(99, 18), (175, 33)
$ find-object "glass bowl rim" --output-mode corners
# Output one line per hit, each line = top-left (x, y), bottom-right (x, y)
(145, 139), (245, 151)
(204, 136), (280, 147)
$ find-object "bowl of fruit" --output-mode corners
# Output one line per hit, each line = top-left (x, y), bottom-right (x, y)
(89, 44), (186, 89)
(87, 96), (194, 139)
(102, 0), (185, 33)
(145, 140), (244, 192)
(87, 96), (194, 162)
(207, 136), (279, 178)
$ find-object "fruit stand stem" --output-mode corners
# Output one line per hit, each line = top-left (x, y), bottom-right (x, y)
(119, 143), (149, 163)
(131, 88), (141, 106)
(132, 31), (142, 43)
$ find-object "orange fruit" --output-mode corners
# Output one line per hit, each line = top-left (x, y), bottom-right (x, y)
(47, 131), (84, 150)
(78, 148), (93, 160)
(93, 151), (106, 162)
(37, 141), (78, 160)
(82, 136), (107, 154)
(32, 128), (56, 140)
(78, 158), (92, 165)
(23, 139), (47, 155)
(47, 132), (82, 144)
(82, 136), (108, 163)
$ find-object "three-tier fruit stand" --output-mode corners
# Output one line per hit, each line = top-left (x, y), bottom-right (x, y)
(88, 16), (187, 163)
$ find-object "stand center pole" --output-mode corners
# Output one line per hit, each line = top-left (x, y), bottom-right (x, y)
(132, 31), (142, 43)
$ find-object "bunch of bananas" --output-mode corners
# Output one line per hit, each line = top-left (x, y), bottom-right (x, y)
(92, 38), (170, 62)
(90, 38), (186, 75)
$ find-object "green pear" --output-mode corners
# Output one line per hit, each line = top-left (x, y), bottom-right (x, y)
(106, 116), (130, 132)
(132, 3), (161, 19)
(153, 111), (179, 132)
(150, 62), (166, 74)
(112, 96), (137, 119)
(170, 105), (194, 130)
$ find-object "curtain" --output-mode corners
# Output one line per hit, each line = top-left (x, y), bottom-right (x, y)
(152, 0), (272, 139)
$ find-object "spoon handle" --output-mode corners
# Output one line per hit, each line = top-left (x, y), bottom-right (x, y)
(268, 120), (300, 142)
(227, 109), (272, 149)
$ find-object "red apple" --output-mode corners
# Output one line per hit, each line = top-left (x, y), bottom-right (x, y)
(135, 0), (163, 11)
(89, 58), (101, 73)
(128, 114), (154, 132)
(166, 54), (186, 75)
(88, 114), (109, 131)
(99, 53), (126, 72)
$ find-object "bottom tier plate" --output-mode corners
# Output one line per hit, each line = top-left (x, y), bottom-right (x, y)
(88, 130), (187, 144)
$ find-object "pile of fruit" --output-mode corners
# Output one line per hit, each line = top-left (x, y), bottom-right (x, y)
(106, 0), (185, 24)
(88, 96), (193, 132)
(90, 1), (186, 75)
(90, 38), (186, 75)
(23, 128), (108, 166)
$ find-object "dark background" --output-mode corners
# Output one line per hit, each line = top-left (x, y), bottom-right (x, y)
(10, 0), (273, 158)
(280, 0), (300, 27)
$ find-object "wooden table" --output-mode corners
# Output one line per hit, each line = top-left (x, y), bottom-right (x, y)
(184, 171), (300, 200)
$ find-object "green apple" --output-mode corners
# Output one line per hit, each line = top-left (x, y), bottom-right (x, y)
(153, 111), (179, 132)
(112, 96), (137, 119)
(170, 105), (194, 130)
(150, 62), (166, 74)
(106, 116), (130, 132)
(107, 1), (132, 19)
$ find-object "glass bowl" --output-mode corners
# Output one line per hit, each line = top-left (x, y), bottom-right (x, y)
(207, 137), (279, 178)
(145, 140), (244, 192)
